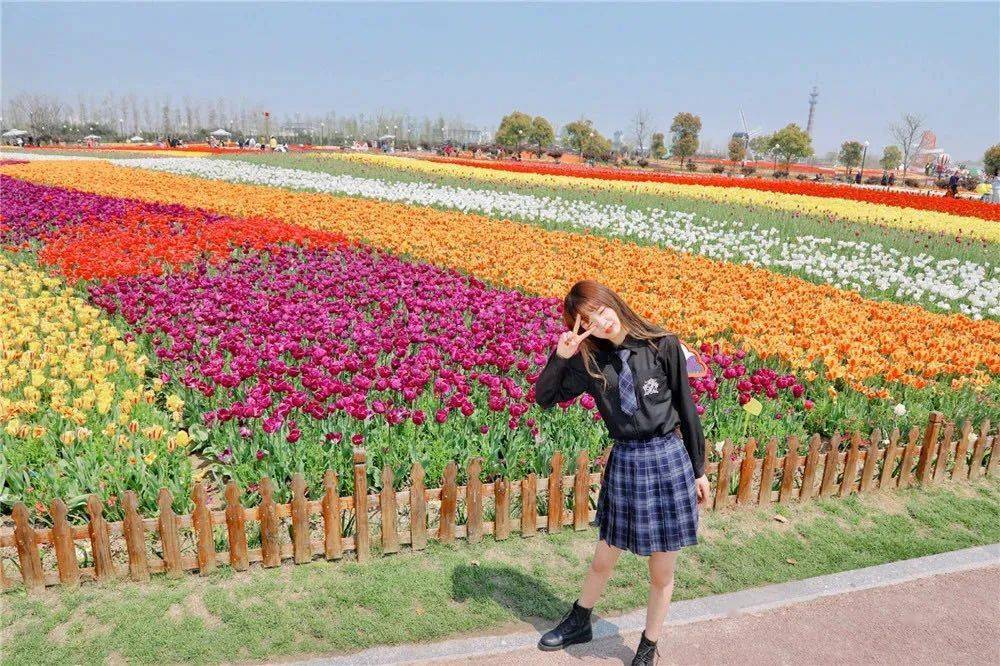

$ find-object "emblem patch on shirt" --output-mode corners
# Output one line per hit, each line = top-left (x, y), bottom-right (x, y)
(642, 378), (660, 396)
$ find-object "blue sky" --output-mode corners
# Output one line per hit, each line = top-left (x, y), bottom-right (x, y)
(2, 1), (998, 159)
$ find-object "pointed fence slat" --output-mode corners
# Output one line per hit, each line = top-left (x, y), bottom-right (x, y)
(819, 434), (841, 497)
(191, 483), (216, 575)
(799, 434), (822, 501)
(375, 467), (398, 555)
(291, 474), (313, 563)
(322, 470), (343, 559)
(259, 477), (281, 567)
(437, 460), (458, 544)
(521, 473), (537, 536)
(839, 433), (862, 497)
(225, 481), (249, 571)
(157, 489), (183, 577)
(547, 451), (564, 533)
(778, 436), (799, 503)
(408, 463), (427, 551)
(352, 450), (371, 563)
(50, 499), (80, 587)
(879, 428), (901, 489)
(987, 434), (998, 477)
(916, 412), (943, 485)
(952, 421), (973, 481)
(12, 503), (44, 593)
(466, 458), (483, 544)
(933, 421), (955, 482)
(969, 420), (990, 480)
(494, 478), (511, 540)
(573, 450), (590, 530)
(736, 439), (757, 505)
(898, 427), (921, 489)
(122, 491), (149, 582)
(859, 429), (881, 494)
(87, 495), (114, 582)
(758, 438), (778, 504)
(714, 440), (733, 509)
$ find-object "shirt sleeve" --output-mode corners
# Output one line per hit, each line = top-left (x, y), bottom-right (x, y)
(662, 336), (706, 478)
(534, 349), (589, 408)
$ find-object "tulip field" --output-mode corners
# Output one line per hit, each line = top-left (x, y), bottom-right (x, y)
(1, 149), (997, 525)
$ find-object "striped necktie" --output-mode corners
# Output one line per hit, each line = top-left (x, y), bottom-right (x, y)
(617, 348), (638, 416)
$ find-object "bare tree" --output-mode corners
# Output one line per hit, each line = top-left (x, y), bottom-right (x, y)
(8, 93), (63, 134)
(632, 109), (651, 156)
(888, 113), (924, 177)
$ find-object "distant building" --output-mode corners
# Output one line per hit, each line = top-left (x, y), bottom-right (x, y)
(442, 127), (493, 145)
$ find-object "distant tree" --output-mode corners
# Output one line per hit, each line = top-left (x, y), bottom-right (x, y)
(888, 113), (924, 177)
(982, 144), (1000, 177)
(563, 119), (612, 160)
(669, 112), (702, 163)
(879, 145), (902, 171)
(650, 132), (666, 159)
(727, 136), (746, 165)
(632, 109), (651, 156)
(529, 116), (555, 154)
(748, 134), (772, 160)
(770, 123), (813, 168)
(839, 141), (864, 176)
(495, 111), (534, 151)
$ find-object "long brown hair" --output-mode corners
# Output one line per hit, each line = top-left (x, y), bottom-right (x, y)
(562, 280), (669, 391)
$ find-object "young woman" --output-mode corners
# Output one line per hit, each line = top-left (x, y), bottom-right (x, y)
(533, 280), (710, 665)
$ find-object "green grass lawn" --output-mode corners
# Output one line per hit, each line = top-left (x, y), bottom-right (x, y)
(2, 479), (997, 665)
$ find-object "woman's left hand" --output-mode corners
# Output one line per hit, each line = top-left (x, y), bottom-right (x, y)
(694, 475), (710, 507)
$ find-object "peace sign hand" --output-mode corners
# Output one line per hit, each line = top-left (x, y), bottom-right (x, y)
(556, 314), (596, 359)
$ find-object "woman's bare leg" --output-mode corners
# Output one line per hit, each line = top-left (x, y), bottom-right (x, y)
(643, 550), (679, 641)
(578, 540), (623, 608)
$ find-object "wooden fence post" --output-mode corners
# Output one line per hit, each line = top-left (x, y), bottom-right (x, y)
(50, 499), (80, 587)
(322, 470), (343, 560)
(191, 483), (216, 575)
(157, 488), (183, 577)
(858, 429), (881, 494)
(799, 434), (821, 501)
(86, 495), (114, 582)
(122, 491), (149, 582)
(378, 466), (399, 554)
(437, 460), (457, 545)
(735, 439), (757, 505)
(933, 421), (955, 482)
(713, 440), (733, 509)
(897, 427), (921, 489)
(839, 432), (862, 497)
(916, 412), (943, 485)
(819, 434), (841, 497)
(291, 473), (312, 564)
(353, 449), (370, 562)
(408, 463), (426, 551)
(952, 421), (972, 481)
(494, 477), (511, 540)
(757, 438), (778, 504)
(225, 481), (249, 571)
(12, 503), (44, 594)
(778, 436), (799, 504)
(521, 473), (537, 536)
(547, 451), (564, 533)
(988, 434), (998, 477)
(258, 477), (281, 568)
(573, 450), (590, 530)
(969, 420), (990, 480)
(878, 428), (901, 489)
(466, 458), (483, 544)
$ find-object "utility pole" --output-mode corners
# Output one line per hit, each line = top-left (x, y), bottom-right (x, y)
(806, 86), (818, 137)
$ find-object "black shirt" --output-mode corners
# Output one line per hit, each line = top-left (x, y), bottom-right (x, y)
(534, 333), (707, 478)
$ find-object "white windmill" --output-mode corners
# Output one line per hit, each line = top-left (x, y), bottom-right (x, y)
(737, 108), (763, 163)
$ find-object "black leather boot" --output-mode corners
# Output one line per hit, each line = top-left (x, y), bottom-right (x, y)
(631, 630), (659, 665)
(537, 599), (593, 651)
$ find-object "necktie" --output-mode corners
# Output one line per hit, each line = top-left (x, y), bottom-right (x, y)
(617, 348), (638, 416)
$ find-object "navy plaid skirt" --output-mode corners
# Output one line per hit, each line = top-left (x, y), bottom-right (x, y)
(596, 431), (699, 555)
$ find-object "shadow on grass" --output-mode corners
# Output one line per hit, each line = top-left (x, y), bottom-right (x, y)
(451, 562), (634, 664)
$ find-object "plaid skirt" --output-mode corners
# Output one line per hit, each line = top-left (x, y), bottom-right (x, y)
(596, 431), (699, 555)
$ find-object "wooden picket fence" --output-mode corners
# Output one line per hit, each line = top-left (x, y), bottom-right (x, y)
(1, 412), (994, 595)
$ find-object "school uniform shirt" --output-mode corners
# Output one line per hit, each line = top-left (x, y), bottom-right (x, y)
(534, 333), (707, 478)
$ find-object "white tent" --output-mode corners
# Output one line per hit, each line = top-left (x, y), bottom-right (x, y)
(84, 134), (101, 140)
(2, 128), (27, 137)
(210, 128), (232, 137)
(129, 135), (145, 143)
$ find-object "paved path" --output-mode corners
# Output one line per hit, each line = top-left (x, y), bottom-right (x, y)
(299, 544), (1000, 666)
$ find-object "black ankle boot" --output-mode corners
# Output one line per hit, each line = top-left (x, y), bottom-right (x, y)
(631, 630), (659, 665)
(537, 599), (593, 651)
